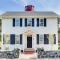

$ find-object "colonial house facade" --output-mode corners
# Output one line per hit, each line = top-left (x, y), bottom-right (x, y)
(0, 5), (59, 52)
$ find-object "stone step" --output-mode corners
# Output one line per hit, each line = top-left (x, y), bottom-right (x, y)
(24, 48), (35, 54)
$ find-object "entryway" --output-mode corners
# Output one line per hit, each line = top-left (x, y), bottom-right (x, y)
(27, 35), (32, 48)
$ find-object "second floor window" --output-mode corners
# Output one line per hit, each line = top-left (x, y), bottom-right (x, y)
(13, 18), (22, 27)
(27, 19), (32, 26)
(37, 18), (46, 27)
(25, 18), (34, 27)
(15, 18), (20, 26)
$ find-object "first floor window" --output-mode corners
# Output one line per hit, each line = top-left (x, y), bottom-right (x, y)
(44, 34), (49, 44)
(3, 34), (10, 44)
(15, 35), (20, 44)
(49, 34), (56, 44)
(39, 35), (44, 44)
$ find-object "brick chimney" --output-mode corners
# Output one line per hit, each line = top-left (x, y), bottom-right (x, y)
(25, 5), (34, 12)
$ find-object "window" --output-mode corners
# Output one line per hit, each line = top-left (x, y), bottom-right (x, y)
(15, 18), (20, 26)
(25, 18), (34, 27)
(13, 18), (22, 27)
(37, 18), (47, 27)
(49, 34), (56, 44)
(39, 19), (44, 26)
(3, 34), (10, 44)
(15, 35), (20, 44)
(10, 34), (15, 44)
(37, 34), (44, 44)
(44, 34), (49, 44)
(27, 19), (32, 26)
(39, 35), (44, 44)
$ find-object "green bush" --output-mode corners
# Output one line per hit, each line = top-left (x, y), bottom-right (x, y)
(0, 35), (1, 41)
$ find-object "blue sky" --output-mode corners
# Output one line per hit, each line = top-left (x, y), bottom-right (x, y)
(0, 0), (60, 15)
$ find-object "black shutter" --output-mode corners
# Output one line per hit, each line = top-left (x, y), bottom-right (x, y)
(54, 34), (56, 44)
(25, 18), (27, 27)
(44, 34), (49, 44)
(13, 18), (15, 27)
(20, 18), (22, 27)
(20, 34), (22, 44)
(37, 18), (39, 27)
(32, 18), (34, 27)
(10, 34), (15, 44)
(44, 18), (46, 27)
(37, 34), (39, 44)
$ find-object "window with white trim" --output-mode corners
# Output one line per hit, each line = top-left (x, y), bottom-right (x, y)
(27, 19), (32, 26)
(39, 19), (44, 26)
(15, 35), (20, 44)
(15, 18), (20, 26)
(3, 34), (10, 44)
(39, 35), (44, 44)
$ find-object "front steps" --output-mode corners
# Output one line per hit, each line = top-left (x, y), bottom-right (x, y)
(24, 48), (35, 54)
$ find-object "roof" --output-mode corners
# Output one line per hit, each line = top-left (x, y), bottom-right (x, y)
(1, 11), (59, 18)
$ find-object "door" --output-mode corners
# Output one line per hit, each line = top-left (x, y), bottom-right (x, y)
(27, 36), (32, 48)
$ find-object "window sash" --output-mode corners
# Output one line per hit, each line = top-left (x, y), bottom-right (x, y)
(3, 34), (10, 44)
(39, 35), (44, 44)
(15, 35), (20, 44)
(44, 34), (49, 44)
(15, 18), (20, 26)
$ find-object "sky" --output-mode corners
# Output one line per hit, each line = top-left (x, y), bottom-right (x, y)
(0, 0), (60, 15)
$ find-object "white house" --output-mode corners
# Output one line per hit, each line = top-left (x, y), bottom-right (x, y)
(0, 5), (59, 53)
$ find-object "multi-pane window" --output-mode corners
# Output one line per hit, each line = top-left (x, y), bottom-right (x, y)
(49, 34), (56, 44)
(44, 34), (49, 44)
(3, 34), (10, 44)
(25, 18), (34, 27)
(37, 34), (44, 44)
(15, 18), (20, 26)
(39, 35), (44, 44)
(37, 18), (46, 27)
(27, 19), (32, 26)
(13, 18), (22, 27)
(39, 19), (44, 26)
(15, 35), (20, 44)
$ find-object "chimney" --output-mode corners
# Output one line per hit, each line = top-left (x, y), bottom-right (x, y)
(25, 5), (34, 12)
